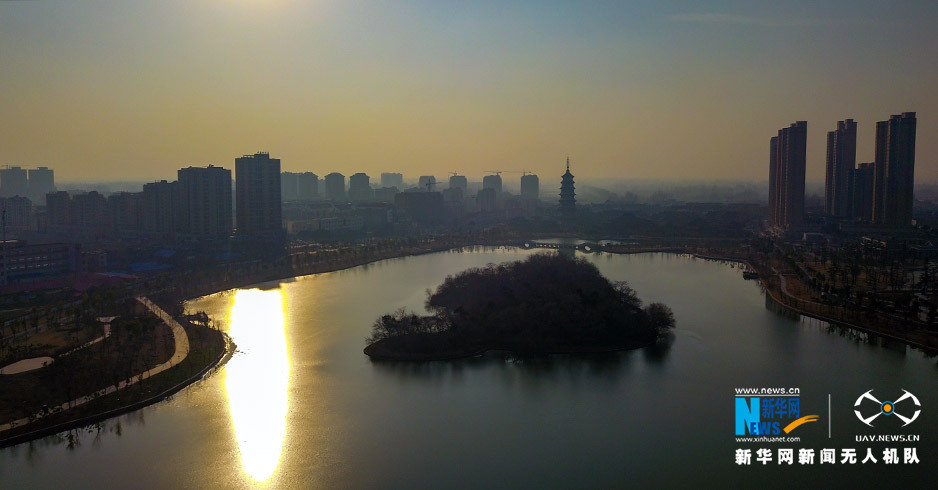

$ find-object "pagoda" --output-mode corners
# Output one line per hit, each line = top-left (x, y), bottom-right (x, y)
(559, 157), (576, 215)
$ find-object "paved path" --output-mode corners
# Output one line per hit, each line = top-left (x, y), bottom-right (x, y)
(0, 297), (190, 433)
(0, 357), (54, 375)
(60, 324), (112, 358)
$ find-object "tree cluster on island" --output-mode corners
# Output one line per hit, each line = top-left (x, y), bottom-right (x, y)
(365, 253), (675, 360)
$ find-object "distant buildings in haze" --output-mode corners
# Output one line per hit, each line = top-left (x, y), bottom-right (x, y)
(297, 172), (318, 201)
(0, 166), (55, 204)
(0, 196), (32, 231)
(281, 171), (319, 201)
(448, 174), (467, 192)
(477, 187), (496, 212)
(39, 161), (235, 242)
(5, 150), (581, 245)
(482, 174), (502, 194)
(28, 167), (55, 204)
(0, 166), (28, 199)
(521, 174), (539, 201)
(381, 173), (403, 189)
(348, 173), (373, 202)
(324, 172), (346, 201)
(417, 175), (437, 192)
(141, 180), (179, 238)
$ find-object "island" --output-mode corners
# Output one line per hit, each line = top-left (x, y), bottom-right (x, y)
(364, 253), (675, 360)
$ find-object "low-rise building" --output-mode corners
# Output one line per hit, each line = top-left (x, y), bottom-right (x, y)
(0, 240), (79, 286)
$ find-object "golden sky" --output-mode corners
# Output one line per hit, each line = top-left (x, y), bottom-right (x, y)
(1, 1), (936, 183)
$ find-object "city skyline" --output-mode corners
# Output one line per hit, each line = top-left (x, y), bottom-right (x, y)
(1, 2), (936, 183)
(4, 3), (938, 487)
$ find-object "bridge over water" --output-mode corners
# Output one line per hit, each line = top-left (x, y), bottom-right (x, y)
(519, 240), (604, 253)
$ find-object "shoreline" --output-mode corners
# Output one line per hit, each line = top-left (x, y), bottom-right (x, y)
(190, 240), (935, 359)
(0, 307), (234, 449)
(0, 333), (231, 449)
(689, 253), (938, 355)
(364, 338), (656, 362)
(5, 240), (929, 448)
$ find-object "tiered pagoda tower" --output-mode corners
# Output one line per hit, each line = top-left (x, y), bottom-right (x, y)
(559, 157), (576, 215)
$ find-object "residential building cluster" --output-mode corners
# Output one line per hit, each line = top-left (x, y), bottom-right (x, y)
(1, 154), (582, 246)
(769, 112), (917, 230)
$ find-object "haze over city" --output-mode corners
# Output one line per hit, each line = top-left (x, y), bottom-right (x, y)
(5, 2), (938, 488)
(2, 0), (936, 183)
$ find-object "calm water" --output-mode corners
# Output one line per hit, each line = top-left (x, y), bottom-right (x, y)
(2, 248), (937, 488)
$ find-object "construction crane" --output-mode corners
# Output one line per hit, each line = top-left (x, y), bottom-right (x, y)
(487, 170), (528, 174)
(425, 181), (438, 191)
(486, 170), (529, 176)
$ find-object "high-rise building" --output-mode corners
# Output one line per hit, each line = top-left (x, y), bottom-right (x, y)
(477, 187), (496, 212)
(235, 152), (281, 235)
(824, 119), (857, 217)
(442, 186), (464, 204)
(418, 175), (437, 192)
(0, 196), (32, 230)
(374, 187), (399, 203)
(179, 165), (232, 239)
(324, 172), (346, 201)
(872, 112), (917, 227)
(297, 172), (318, 200)
(448, 174), (468, 192)
(848, 162), (874, 221)
(769, 121), (807, 229)
(107, 192), (142, 233)
(871, 120), (889, 224)
(46, 191), (71, 228)
(70, 191), (108, 231)
(768, 136), (778, 226)
(348, 173), (373, 202)
(482, 174), (502, 194)
(27, 167), (55, 204)
(559, 158), (576, 215)
(521, 174), (539, 200)
(281, 172), (300, 201)
(381, 173), (403, 189)
(394, 191), (444, 223)
(0, 166), (28, 198)
(141, 180), (179, 237)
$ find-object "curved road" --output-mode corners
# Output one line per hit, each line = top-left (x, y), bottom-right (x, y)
(0, 297), (190, 433)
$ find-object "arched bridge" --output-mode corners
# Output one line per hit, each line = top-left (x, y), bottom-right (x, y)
(520, 240), (604, 253)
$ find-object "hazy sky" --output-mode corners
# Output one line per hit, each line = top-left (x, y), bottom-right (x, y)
(1, 1), (936, 184)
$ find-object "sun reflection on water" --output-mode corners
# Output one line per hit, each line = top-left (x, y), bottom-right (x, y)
(225, 288), (290, 483)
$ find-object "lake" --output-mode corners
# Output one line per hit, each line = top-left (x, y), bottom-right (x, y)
(2, 248), (936, 488)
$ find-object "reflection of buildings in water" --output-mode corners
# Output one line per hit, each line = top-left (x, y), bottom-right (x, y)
(763, 294), (801, 321)
(225, 288), (290, 483)
(873, 336), (908, 355)
(763, 294), (909, 354)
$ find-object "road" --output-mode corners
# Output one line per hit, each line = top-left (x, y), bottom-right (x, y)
(0, 297), (190, 433)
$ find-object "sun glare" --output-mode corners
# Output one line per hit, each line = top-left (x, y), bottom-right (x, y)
(224, 288), (291, 483)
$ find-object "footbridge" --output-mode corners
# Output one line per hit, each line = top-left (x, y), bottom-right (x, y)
(519, 240), (604, 253)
